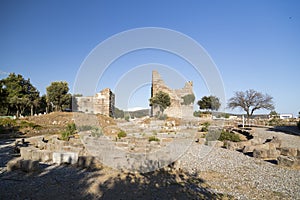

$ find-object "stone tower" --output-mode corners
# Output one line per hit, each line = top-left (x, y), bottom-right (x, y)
(151, 70), (194, 118)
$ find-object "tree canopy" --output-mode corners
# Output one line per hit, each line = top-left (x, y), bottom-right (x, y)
(197, 95), (221, 111)
(46, 81), (71, 112)
(1, 73), (40, 117)
(149, 91), (171, 114)
(228, 89), (274, 120)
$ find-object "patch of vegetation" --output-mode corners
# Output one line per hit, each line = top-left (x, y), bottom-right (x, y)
(148, 136), (160, 142)
(201, 122), (210, 132)
(268, 118), (284, 126)
(181, 94), (195, 105)
(91, 127), (103, 137)
(61, 123), (76, 141)
(158, 114), (167, 120)
(0, 118), (16, 134)
(19, 120), (41, 129)
(124, 115), (130, 122)
(218, 130), (241, 142)
(193, 111), (212, 117)
(117, 130), (127, 139)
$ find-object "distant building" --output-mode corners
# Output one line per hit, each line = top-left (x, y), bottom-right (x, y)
(73, 88), (115, 117)
(279, 113), (293, 119)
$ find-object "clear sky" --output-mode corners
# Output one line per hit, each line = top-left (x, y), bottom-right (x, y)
(0, 0), (299, 116)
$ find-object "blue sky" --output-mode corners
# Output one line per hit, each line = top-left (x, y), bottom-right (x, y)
(0, 0), (299, 116)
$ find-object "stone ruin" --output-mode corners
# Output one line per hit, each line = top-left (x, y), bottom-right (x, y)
(151, 70), (194, 118)
(73, 88), (115, 117)
(221, 128), (300, 168)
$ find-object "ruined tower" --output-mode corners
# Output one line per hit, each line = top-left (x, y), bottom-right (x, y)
(151, 70), (194, 118)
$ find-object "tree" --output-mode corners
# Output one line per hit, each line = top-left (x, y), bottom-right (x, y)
(269, 110), (279, 118)
(2, 73), (39, 117)
(149, 91), (171, 115)
(0, 79), (8, 115)
(228, 89), (274, 123)
(46, 81), (71, 112)
(181, 94), (195, 105)
(197, 95), (221, 111)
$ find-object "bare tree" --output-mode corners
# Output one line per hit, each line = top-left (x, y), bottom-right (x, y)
(228, 89), (274, 123)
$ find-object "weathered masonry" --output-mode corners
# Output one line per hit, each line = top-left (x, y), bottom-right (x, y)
(73, 88), (115, 117)
(151, 70), (195, 118)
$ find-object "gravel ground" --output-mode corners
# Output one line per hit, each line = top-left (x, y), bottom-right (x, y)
(178, 143), (300, 200)
(252, 127), (300, 148)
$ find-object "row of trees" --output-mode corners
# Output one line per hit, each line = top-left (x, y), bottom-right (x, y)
(149, 89), (275, 121)
(0, 73), (72, 117)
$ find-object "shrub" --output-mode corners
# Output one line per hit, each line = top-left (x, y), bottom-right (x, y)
(117, 130), (127, 139)
(149, 136), (160, 142)
(61, 123), (77, 141)
(19, 120), (41, 129)
(0, 118), (16, 128)
(158, 114), (167, 120)
(91, 127), (103, 137)
(218, 130), (241, 142)
(201, 122), (210, 132)
(124, 115), (130, 122)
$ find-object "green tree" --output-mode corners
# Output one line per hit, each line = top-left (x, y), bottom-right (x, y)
(46, 81), (71, 112)
(0, 80), (8, 115)
(181, 94), (195, 105)
(197, 95), (221, 111)
(149, 91), (171, 115)
(114, 107), (124, 119)
(228, 89), (274, 123)
(2, 73), (39, 117)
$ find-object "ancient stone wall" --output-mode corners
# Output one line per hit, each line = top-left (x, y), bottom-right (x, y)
(151, 70), (194, 118)
(73, 88), (115, 117)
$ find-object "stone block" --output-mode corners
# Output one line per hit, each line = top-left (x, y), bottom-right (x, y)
(278, 155), (300, 167)
(250, 138), (265, 145)
(7, 158), (39, 172)
(207, 141), (224, 148)
(20, 147), (34, 160)
(253, 148), (280, 159)
(7, 157), (22, 171)
(280, 147), (298, 157)
(225, 141), (238, 151)
(268, 149), (281, 158)
(52, 152), (78, 165)
(77, 156), (98, 168)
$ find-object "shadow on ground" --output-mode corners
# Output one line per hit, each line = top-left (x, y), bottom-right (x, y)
(0, 160), (231, 200)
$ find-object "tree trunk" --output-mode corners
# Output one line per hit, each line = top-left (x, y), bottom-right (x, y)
(31, 105), (33, 116)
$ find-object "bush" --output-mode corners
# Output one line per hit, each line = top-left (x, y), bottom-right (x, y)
(124, 115), (130, 122)
(158, 114), (167, 120)
(91, 127), (103, 137)
(61, 123), (77, 141)
(201, 122), (210, 132)
(218, 130), (241, 142)
(149, 136), (160, 142)
(117, 130), (127, 139)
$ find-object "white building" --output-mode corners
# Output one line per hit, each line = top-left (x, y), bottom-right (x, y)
(279, 113), (293, 119)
